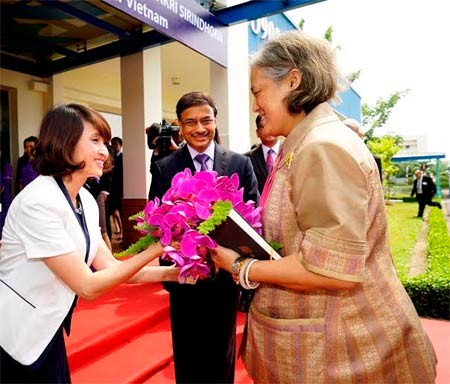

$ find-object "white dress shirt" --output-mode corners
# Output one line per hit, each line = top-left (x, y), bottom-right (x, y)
(187, 141), (215, 172)
(261, 141), (280, 162)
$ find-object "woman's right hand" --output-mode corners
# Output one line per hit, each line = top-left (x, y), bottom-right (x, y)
(210, 245), (240, 273)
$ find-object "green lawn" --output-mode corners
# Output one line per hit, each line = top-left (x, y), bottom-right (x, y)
(386, 202), (423, 278)
(386, 201), (449, 319)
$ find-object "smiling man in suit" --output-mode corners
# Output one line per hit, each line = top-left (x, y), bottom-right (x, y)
(245, 115), (280, 194)
(148, 91), (258, 384)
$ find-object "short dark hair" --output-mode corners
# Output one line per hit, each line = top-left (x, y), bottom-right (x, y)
(176, 91), (218, 119)
(34, 103), (112, 176)
(23, 136), (39, 146)
(111, 137), (122, 146)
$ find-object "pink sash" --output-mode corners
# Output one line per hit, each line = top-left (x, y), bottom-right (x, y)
(259, 151), (282, 208)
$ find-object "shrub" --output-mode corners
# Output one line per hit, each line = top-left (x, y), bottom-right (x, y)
(401, 209), (450, 320)
(403, 275), (449, 319)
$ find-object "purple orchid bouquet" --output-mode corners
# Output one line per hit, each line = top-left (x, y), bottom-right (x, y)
(116, 169), (262, 283)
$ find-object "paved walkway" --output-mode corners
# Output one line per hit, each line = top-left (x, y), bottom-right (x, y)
(409, 210), (429, 276)
(409, 195), (450, 276)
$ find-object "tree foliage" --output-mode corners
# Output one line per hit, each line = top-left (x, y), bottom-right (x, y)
(362, 91), (409, 196)
(346, 70), (361, 84)
(323, 26), (341, 50)
(368, 136), (402, 197)
(362, 90), (409, 141)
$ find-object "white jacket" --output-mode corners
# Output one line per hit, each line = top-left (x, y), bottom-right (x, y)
(0, 176), (100, 365)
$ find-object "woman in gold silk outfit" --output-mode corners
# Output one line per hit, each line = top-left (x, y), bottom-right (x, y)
(211, 31), (436, 383)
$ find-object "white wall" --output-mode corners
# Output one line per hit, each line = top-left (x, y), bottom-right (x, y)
(0, 68), (46, 169)
(101, 112), (123, 139)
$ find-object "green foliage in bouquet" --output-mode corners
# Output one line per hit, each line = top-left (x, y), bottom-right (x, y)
(197, 200), (232, 235)
(115, 234), (158, 258)
(269, 241), (283, 252)
(115, 211), (158, 258)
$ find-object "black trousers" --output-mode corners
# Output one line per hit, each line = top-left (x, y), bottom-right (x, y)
(416, 195), (441, 217)
(0, 327), (71, 384)
(167, 270), (240, 384)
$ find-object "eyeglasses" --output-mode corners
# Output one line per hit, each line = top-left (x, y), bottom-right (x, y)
(181, 117), (215, 128)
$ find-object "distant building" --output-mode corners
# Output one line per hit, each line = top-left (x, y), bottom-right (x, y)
(398, 135), (428, 155)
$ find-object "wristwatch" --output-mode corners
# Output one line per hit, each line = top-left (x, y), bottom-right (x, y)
(231, 256), (246, 283)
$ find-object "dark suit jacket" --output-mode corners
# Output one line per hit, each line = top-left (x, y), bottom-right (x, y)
(84, 173), (112, 199)
(109, 152), (123, 210)
(15, 155), (28, 194)
(411, 176), (436, 200)
(149, 144), (258, 202)
(373, 154), (383, 182)
(148, 143), (258, 383)
(244, 144), (269, 194)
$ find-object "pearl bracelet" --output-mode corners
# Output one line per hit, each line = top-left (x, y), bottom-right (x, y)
(239, 258), (252, 289)
(244, 258), (260, 289)
(239, 258), (260, 290)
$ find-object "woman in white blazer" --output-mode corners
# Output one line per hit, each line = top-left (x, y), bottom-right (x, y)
(0, 104), (179, 383)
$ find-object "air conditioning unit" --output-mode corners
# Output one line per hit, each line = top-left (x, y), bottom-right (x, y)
(29, 80), (49, 93)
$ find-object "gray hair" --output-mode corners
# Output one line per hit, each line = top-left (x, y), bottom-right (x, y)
(250, 31), (345, 114)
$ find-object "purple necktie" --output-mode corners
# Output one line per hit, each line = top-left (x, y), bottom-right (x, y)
(195, 153), (209, 171)
(266, 149), (275, 172)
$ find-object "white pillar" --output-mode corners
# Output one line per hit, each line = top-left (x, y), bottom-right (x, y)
(48, 73), (65, 107)
(120, 48), (162, 198)
(120, 48), (162, 246)
(210, 23), (251, 153)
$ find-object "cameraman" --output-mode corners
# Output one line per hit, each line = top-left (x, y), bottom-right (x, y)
(146, 119), (185, 166)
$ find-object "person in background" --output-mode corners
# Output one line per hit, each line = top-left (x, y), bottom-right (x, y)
(211, 31), (436, 383)
(0, 148), (13, 236)
(84, 172), (113, 250)
(147, 119), (185, 168)
(0, 104), (179, 383)
(149, 91), (258, 384)
(410, 169), (442, 218)
(109, 137), (123, 240)
(343, 118), (383, 182)
(104, 143), (115, 241)
(15, 135), (39, 194)
(245, 115), (280, 194)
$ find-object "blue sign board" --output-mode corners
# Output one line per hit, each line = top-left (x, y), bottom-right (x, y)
(103, 0), (228, 66)
(248, 14), (296, 55)
(331, 87), (361, 121)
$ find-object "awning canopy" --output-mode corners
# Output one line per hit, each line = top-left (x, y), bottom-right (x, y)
(0, 0), (324, 78)
(392, 153), (446, 162)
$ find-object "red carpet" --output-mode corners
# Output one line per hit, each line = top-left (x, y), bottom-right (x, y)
(66, 283), (449, 383)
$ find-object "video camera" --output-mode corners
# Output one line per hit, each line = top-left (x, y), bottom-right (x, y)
(146, 119), (180, 157)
